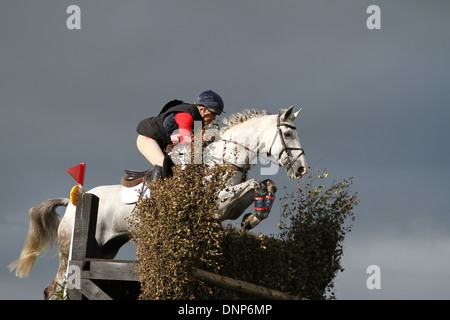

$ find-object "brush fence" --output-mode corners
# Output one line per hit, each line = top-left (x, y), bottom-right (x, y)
(67, 193), (301, 300)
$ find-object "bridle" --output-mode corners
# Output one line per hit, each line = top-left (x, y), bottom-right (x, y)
(267, 114), (305, 172)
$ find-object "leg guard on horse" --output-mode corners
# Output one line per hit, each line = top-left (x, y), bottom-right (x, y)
(241, 179), (277, 230)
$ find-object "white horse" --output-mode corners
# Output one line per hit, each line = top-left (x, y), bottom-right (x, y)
(9, 106), (307, 299)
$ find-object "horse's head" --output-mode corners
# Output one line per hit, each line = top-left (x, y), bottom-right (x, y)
(266, 106), (308, 179)
(203, 107), (307, 179)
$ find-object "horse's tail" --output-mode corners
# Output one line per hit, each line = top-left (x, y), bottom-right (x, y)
(9, 198), (70, 278)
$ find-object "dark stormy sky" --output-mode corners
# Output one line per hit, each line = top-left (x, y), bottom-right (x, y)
(1, 1), (449, 299)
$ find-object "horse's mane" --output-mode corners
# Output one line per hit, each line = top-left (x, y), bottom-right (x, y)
(221, 109), (270, 131)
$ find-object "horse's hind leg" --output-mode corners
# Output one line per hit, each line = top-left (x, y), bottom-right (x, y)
(44, 216), (72, 299)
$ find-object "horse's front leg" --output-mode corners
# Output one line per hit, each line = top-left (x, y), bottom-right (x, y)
(241, 179), (277, 230)
(215, 179), (259, 221)
(216, 178), (277, 230)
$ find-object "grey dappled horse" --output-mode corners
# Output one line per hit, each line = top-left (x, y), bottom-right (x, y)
(10, 106), (307, 299)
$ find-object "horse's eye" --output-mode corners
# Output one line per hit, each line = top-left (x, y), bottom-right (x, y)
(284, 131), (292, 139)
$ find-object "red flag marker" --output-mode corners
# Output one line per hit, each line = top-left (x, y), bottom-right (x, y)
(67, 163), (86, 186)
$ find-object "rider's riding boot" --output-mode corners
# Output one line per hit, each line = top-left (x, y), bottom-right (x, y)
(150, 165), (163, 181)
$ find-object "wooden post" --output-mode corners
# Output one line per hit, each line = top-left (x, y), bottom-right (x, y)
(68, 193), (103, 300)
(71, 193), (101, 262)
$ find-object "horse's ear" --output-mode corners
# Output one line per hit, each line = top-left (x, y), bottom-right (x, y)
(293, 107), (302, 119)
(280, 105), (295, 121)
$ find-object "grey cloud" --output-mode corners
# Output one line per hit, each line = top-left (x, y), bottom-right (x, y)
(1, 0), (449, 299)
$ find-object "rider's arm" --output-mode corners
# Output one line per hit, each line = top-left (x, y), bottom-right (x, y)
(174, 112), (194, 144)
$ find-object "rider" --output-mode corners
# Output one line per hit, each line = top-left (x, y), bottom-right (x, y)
(136, 90), (224, 180)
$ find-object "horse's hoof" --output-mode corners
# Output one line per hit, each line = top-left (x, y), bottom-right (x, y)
(241, 213), (260, 230)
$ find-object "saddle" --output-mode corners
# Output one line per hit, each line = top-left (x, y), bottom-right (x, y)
(121, 155), (175, 188)
(121, 168), (153, 188)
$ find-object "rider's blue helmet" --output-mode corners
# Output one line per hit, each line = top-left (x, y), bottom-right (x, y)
(195, 90), (224, 115)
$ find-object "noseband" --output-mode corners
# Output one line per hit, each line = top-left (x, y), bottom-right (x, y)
(267, 114), (305, 172)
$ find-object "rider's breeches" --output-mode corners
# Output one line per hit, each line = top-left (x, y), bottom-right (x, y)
(136, 135), (165, 167)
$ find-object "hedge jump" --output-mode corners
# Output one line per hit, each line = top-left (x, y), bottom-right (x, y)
(67, 193), (302, 300)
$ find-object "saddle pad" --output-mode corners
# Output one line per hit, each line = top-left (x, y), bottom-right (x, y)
(121, 183), (150, 204)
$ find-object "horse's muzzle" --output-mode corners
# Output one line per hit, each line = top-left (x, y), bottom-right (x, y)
(296, 166), (307, 178)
